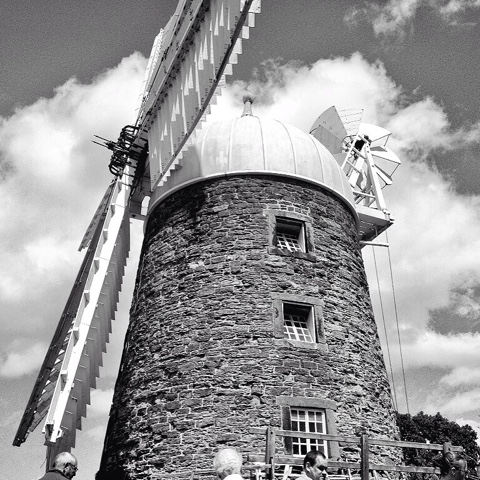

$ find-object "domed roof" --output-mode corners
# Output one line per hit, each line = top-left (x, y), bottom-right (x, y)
(148, 107), (356, 216)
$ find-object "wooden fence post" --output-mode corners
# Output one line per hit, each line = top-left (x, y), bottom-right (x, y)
(360, 434), (370, 480)
(265, 426), (276, 480)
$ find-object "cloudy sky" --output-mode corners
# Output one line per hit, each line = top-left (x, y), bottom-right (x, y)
(1, 1), (480, 479)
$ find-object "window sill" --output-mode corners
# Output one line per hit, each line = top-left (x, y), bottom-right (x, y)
(268, 247), (317, 262)
(273, 338), (328, 352)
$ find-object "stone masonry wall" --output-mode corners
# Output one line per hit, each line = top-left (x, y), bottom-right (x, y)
(100, 175), (399, 479)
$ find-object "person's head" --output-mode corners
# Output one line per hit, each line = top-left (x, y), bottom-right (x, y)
(433, 452), (467, 480)
(303, 450), (328, 480)
(52, 452), (78, 479)
(213, 448), (243, 479)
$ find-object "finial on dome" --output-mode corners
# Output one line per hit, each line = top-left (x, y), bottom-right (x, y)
(241, 94), (254, 117)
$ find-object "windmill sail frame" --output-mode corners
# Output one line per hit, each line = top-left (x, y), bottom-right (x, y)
(13, 178), (130, 449)
(132, 0), (262, 190)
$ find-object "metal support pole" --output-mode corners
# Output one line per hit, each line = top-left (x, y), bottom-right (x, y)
(364, 146), (387, 211)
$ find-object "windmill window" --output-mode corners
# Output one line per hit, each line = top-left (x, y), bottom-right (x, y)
(276, 218), (305, 253)
(278, 397), (339, 460)
(272, 293), (326, 351)
(283, 303), (315, 343)
(291, 407), (328, 456)
(264, 209), (316, 261)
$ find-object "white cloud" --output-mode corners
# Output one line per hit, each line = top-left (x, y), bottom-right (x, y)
(375, 163), (480, 328)
(440, 367), (480, 387)
(439, 0), (480, 23)
(216, 53), (401, 130)
(387, 98), (480, 154)
(387, 98), (451, 153)
(369, 0), (419, 37)
(391, 331), (480, 417)
(425, 387), (480, 417)
(403, 332), (480, 370)
(88, 388), (114, 417)
(346, 0), (480, 38)
(0, 52), (146, 311)
(0, 342), (47, 378)
(24, 236), (80, 274)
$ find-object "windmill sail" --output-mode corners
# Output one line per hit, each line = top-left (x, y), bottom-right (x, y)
(134, 0), (262, 189)
(310, 107), (363, 155)
(13, 177), (130, 455)
(78, 182), (116, 251)
(14, 0), (262, 459)
(339, 109), (364, 137)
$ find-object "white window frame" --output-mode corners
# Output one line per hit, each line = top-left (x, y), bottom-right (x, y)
(276, 217), (306, 253)
(278, 397), (339, 459)
(271, 293), (326, 351)
(290, 407), (328, 457)
(264, 208), (317, 262)
(283, 302), (315, 343)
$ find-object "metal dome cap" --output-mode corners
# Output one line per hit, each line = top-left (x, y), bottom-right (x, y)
(148, 103), (356, 218)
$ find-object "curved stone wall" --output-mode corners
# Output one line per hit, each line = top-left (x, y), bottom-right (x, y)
(100, 175), (399, 479)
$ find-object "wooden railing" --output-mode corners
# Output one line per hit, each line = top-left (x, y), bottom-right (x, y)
(247, 427), (464, 480)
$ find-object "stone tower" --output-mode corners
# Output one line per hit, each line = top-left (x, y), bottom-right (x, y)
(100, 102), (399, 478)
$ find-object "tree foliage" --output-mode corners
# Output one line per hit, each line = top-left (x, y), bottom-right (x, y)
(396, 411), (480, 474)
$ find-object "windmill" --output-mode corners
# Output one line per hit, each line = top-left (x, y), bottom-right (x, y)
(13, 0), (401, 472)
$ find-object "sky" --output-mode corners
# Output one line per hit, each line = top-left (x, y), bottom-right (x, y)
(1, 0), (480, 479)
